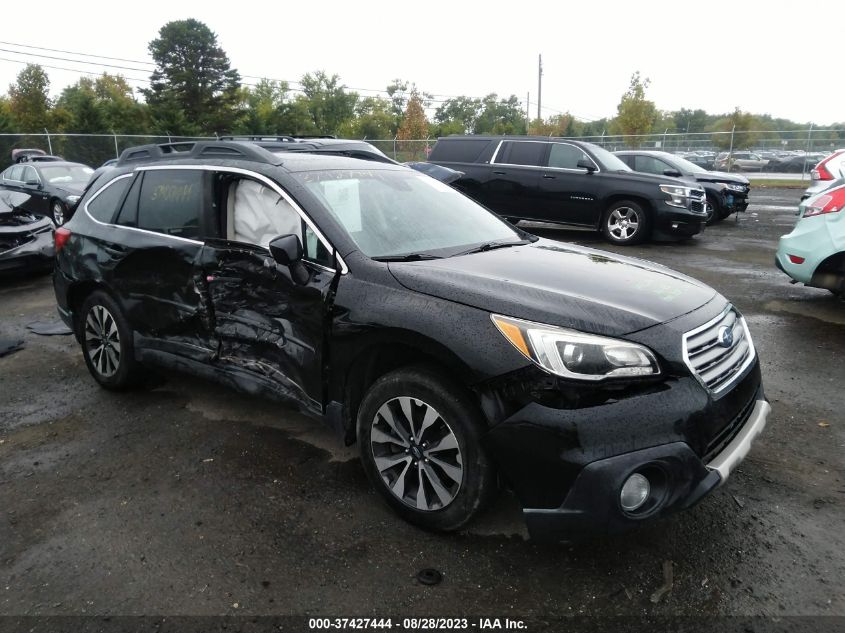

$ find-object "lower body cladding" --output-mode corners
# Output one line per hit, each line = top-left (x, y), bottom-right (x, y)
(0, 214), (55, 274)
(482, 362), (767, 542)
(651, 203), (707, 241)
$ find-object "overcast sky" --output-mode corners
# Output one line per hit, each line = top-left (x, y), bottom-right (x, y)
(1, 0), (840, 128)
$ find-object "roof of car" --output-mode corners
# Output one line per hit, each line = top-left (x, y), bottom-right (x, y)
(275, 152), (406, 173)
(614, 150), (675, 157)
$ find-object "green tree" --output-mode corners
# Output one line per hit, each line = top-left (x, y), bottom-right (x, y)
(8, 64), (52, 132)
(235, 79), (290, 134)
(56, 78), (104, 133)
(711, 108), (760, 150)
(475, 94), (526, 135)
(434, 96), (481, 134)
(143, 19), (241, 135)
(0, 97), (14, 133)
(95, 74), (148, 134)
(340, 96), (394, 139)
(299, 71), (358, 135)
(613, 71), (657, 146)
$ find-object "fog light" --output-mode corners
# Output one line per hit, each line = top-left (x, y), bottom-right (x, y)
(620, 473), (650, 512)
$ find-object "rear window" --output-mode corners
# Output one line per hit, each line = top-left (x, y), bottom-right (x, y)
(428, 139), (491, 163)
(87, 175), (131, 223)
(137, 170), (203, 239)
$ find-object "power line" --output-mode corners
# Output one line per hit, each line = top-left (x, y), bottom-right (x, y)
(0, 40), (156, 66)
(0, 56), (151, 84)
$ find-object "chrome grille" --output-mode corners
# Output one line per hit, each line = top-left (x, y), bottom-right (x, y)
(683, 306), (756, 396)
(690, 189), (704, 199)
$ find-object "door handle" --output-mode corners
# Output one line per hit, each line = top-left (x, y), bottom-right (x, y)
(542, 174), (557, 179)
(493, 170), (507, 175)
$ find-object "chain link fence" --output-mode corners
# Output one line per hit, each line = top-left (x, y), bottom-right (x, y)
(1, 131), (841, 169)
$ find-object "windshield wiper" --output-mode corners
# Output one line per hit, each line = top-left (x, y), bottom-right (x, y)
(451, 240), (531, 257)
(372, 253), (443, 262)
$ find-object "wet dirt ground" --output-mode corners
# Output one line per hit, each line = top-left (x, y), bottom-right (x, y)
(0, 188), (843, 621)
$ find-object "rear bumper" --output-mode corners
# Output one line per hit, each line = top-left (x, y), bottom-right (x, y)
(523, 399), (770, 542)
(0, 227), (55, 275)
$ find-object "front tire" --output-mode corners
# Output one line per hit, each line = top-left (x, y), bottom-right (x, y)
(601, 200), (649, 245)
(356, 366), (495, 532)
(704, 194), (724, 225)
(51, 199), (67, 226)
(78, 291), (144, 390)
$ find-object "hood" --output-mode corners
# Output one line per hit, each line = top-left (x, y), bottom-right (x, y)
(692, 171), (749, 186)
(604, 169), (693, 188)
(388, 239), (719, 337)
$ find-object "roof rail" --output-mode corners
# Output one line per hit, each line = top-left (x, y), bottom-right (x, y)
(117, 141), (281, 166)
(294, 135), (337, 139)
(217, 135), (298, 143)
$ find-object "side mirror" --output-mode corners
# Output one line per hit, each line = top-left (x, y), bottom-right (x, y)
(268, 234), (302, 266)
(577, 158), (597, 172)
(663, 169), (682, 178)
(24, 179), (40, 188)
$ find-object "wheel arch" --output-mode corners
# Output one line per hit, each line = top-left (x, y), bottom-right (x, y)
(330, 330), (480, 444)
(601, 195), (654, 239)
(66, 280), (114, 341)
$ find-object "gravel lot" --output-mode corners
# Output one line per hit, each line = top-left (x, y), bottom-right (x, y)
(0, 188), (843, 622)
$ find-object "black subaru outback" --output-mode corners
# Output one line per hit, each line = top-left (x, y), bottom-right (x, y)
(53, 141), (769, 541)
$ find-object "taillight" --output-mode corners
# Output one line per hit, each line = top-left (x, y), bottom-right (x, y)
(55, 227), (71, 253)
(803, 185), (845, 217)
(811, 151), (843, 181)
(788, 255), (805, 264)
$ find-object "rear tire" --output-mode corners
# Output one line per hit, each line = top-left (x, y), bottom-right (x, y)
(601, 200), (649, 245)
(78, 291), (144, 390)
(356, 366), (495, 532)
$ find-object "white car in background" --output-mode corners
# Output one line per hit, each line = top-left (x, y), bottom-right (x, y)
(803, 149), (845, 200)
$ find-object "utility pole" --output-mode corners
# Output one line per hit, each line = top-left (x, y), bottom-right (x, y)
(526, 91), (530, 134)
(537, 54), (543, 121)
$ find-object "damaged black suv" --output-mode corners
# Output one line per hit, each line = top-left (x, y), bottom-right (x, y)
(53, 141), (769, 542)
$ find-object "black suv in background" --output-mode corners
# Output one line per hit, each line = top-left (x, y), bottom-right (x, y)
(53, 140), (769, 542)
(427, 136), (707, 245)
(615, 150), (750, 224)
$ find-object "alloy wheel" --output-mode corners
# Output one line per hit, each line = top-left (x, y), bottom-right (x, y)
(607, 207), (640, 241)
(370, 396), (463, 511)
(84, 305), (121, 378)
(52, 202), (65, 226)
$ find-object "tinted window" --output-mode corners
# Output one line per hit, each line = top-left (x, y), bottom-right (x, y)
(6, 165), (24, 181)
(634, 156), (672, 175)
(498, 141), (545, 166)
(137, 170), (203, 239)
(88, 176), (132, 223)
(303, 224), (333, 268)
(548, 143), (590, 169)
(428, 139), (491, 163)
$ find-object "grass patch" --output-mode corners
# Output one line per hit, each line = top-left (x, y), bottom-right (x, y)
(749, 179), (810, 189)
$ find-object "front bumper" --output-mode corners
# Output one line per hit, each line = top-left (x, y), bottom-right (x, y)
(523, 399), (769, 542)
(651, 202), (707, 240)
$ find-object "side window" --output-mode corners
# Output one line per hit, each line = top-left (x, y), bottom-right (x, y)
(303, 224), (333, 268)
(547, 143), (591, 170)
(87, 176), (132, 223)
(21, 166), (38, 183)
(137, 169), (203, 239)
(634, 156), (671, 175)
(496, 141), (546, 167)
(225, 177), (301, 249)
(8, 165), (24, 181)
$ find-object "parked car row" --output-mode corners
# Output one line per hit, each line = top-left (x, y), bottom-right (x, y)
(50, 138), (769, 543)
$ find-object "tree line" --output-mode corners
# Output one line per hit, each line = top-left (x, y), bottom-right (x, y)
(0, 19), (842, 151)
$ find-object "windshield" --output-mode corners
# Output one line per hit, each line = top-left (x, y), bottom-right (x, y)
(296, 169), (523, 259)
(587, 144), (631, 171)
(668, 155), (707, 174)
(39, 165), (94, 184)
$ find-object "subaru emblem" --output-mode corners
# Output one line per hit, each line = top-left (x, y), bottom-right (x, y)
(717, 325), (734, 348)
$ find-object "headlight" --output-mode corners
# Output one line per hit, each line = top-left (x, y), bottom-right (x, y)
(724, 184), (745, 192)
(659, 184), (691, 208)
(491, 314), (660, 381)
(66, 195), (81, 206)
